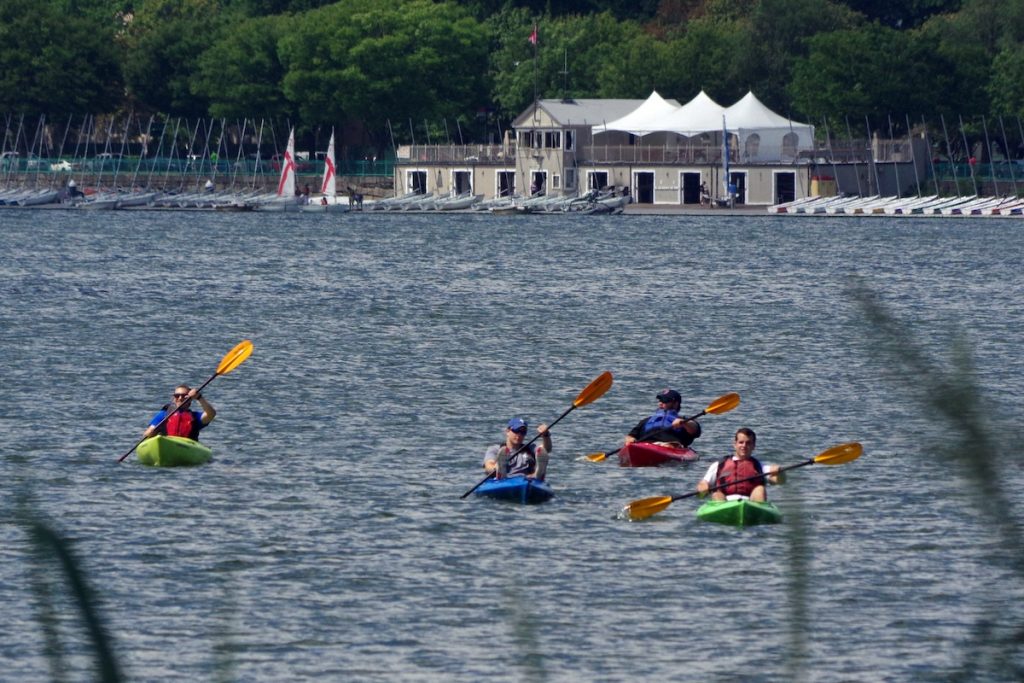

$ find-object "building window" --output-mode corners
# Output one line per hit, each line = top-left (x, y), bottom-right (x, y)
(544, 131), (561, 148)
(564, 130), (575, 151)
(552, 174), (561, 189)
(782, 132), (799, 159)
(565, 168), (576, 189)
(744, 133), (761, 161)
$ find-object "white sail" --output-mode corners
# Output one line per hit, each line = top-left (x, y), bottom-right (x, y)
(320, 130), (336, 198)
(276, 127), (297, 198)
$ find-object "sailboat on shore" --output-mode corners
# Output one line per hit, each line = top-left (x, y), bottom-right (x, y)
(302, 130), (349, 213)
(255, 128), (302, 211)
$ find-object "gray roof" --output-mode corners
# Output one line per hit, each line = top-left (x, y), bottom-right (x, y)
(513, 98), (681, 128)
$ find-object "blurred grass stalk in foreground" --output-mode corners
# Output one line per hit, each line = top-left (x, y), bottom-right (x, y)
(22, 498), (122, 682)
(853, 282), (1024, 679)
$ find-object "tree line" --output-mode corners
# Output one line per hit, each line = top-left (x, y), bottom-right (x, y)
(2, 0), (1023, 155)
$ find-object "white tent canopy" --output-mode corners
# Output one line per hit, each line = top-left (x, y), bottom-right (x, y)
(591, 91), (680, 137)
(725, 91), (815, 162)
(591, 89), (815, 161)
(646, 90), (727, 137)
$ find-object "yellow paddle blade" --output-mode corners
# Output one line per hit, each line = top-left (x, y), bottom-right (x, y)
(814, 441), (863, 465)
(622, 495), (674, 521)
(216, 340), (254, 375)
(585, 452), (608, 462)
(705, 392), (740, 415)
(573, 371), (613, 408)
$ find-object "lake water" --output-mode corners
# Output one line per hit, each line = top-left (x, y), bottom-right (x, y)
(1, 208), (1023, 681)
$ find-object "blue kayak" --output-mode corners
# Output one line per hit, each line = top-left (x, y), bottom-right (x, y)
(474, 475), (554, 504)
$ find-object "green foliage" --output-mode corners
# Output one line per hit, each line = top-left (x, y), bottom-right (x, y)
(0, 0), (122, 114)
(739, 0), (862, 112)
(657, 19), (751, 102)
(192, 14), (294, 119)
(488, 10), (653, 116)
(842, 0), (963, 28)
(790, 24), (967, 124)
(2, 0), (1024, 142)
(121, 0), (236, 116)
(276, 0), (489, 132)
(988, 46), (1024, 118)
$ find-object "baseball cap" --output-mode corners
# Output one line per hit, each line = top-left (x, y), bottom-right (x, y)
(656, 388), (681, 403)
(507, 417), (528, 431)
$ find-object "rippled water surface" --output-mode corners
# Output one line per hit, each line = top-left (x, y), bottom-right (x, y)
(2, 209), (1023, 681)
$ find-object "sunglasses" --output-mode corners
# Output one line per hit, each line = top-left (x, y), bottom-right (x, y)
(510, 427), (528, 435)
(173, 393), (190, 399)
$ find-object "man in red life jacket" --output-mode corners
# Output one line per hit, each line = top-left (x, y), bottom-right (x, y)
(142, 384), (217, 441)
(696, 427), (783, 502)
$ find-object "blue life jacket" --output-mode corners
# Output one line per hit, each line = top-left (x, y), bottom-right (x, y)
(643, 409), (680, 436)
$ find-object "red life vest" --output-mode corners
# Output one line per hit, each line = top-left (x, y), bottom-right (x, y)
(715, 456), (765, 497)
(165, 409), (200, 440)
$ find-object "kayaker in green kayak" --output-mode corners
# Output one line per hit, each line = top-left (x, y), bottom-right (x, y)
(696, 427), (783, 501)
(142, 384), (217, 441)
(482, 417), (552, 480)
(624, 388), (701, 447)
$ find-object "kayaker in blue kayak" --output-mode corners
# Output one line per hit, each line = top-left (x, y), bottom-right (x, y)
(482, 417), (552, 480)
(142, 384), (217, 441)
(697, 427), (783, 501)
(624, 388), (701, 447)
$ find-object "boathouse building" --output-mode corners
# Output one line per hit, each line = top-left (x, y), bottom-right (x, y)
(392, 91), (854, 207)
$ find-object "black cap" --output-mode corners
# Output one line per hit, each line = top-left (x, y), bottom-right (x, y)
(656, 388), (681, 403)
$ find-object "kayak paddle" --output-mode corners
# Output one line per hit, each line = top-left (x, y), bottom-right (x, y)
(584, 392), (740, 462)
(460, 370), (614, 499)
(621, 441), (863, 521)
(118, 340), (254, 463)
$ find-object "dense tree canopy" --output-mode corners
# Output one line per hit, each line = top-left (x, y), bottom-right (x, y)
(0, 0), (122, 115)
(3, 0), (1024, 149)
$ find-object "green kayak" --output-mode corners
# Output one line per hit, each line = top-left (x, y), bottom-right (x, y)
(696, 499), (782, 527)
(137, 435), (212, 467)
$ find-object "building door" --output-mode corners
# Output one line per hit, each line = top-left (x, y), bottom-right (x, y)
(774, 172), (795, 204)
(497, 171), (515, 198)
(634, 171), (654, 204)
(408, 170), (427, 194)
(588, 171), (609, 191)
(453, 170), (472, 194)
(681, 172), (701, 204)
(728, 171), (747, 205)
(530, 171), (547, 196)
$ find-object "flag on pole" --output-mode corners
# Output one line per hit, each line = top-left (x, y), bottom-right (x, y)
(529, 24), (538, 45)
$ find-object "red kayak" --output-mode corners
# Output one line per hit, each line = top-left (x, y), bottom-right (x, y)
(618, 442), (700, 467)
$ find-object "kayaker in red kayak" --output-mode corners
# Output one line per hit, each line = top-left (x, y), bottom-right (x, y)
(142, 384), (217, 441)
(482, 417), (552, 480)
(624, 388), (701, 447)
(697, 427), (783, 501)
